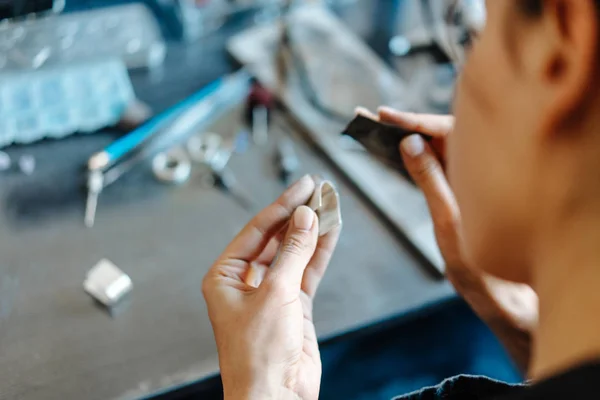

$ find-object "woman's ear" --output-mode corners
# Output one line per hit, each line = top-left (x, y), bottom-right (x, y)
(536, 0), (599, 132)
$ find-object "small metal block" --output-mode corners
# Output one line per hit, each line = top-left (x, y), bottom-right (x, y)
(84, 259), (132, 307)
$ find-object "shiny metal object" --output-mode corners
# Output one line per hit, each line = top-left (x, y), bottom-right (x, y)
(84, 259), (132, 307)
(252, 106), (269, 145)
(152, 147), (192, 184)
(188, 132), (254, 211)
(308, 177), (342, 236)
(85, 171), (104, 228)
(0, 151), (11, 171)
(186, 133), (223, 164)
(17, 154), (35, 175)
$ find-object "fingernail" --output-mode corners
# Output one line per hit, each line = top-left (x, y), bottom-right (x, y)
(293, 174), (312, 188)
(354, 107), (377, 119)
(293, 206), (314, 231)
(354, 106), (369, 115)
(401, 135), (425, 157)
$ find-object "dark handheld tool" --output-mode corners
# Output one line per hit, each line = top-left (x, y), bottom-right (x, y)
(341, 114), (431, 179)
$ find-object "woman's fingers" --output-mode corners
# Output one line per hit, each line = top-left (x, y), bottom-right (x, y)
(354, 106), (379, 121)
(301, 225), (341, 299)
(244, 262), (269, 288)
(378, 107), (454, 138)
(221, 175), (316, 263)
(264, 206), (319, 297)
(254, 233), (285, 265)
(379, 107), (453, 163)
(400, 135), (462, 264)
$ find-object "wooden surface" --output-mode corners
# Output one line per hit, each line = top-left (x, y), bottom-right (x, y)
(0, 2), (454, 399)
(227, 5), (445, 273)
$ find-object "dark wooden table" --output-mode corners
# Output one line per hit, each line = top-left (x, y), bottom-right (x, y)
(0, 2), (454, 399)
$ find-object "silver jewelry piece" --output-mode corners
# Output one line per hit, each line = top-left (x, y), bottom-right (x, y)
(308, 177), (342, 236)
(152, 147), (192, 184)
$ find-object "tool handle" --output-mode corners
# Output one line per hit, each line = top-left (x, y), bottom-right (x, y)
(103, 78), (224, 164)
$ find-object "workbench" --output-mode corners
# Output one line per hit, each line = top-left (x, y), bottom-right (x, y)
(0, 2), (454, 399)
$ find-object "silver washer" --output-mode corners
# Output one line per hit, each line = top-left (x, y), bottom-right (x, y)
(152, 147), (191, 184)
(186, 133), (222, 164)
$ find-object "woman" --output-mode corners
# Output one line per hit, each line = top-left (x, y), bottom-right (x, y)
(202, 0), (600, 398)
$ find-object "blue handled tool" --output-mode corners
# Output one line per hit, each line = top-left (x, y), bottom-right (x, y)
(84, 69), (252, 228)
(87, 76), (229, 172)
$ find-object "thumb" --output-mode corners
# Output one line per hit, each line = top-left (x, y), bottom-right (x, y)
(264, 206), (318, 296)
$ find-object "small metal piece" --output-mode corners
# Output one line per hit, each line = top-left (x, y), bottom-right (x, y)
(275, 137), (299, 185)
(85, 171), (104, 228)
(186, 133), (222, 164)
(0, 151), (11, 171)
(18, 154), (35, 175)
(308, 177), (342, 236)
(252, 106), (269, 145)
(84, 258), (132, 308)
(210, 168), (255, 212)
(152, 147), (192, 184)
(189, 133), (254, 210)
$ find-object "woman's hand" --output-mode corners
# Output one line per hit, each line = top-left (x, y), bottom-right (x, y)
(202, 175), (341, 400)
(376, 107), (538, 374)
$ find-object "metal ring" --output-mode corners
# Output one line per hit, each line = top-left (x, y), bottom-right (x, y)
(152, 147), (192, 184)
(186, 133), (222, 164)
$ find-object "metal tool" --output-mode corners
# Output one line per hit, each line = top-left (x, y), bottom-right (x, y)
(83, 258), (132, 308)
(83, 70), (252, 227)
(189, 133), (255, 211)
(84, 171), (103, 228)
(252, 105), (269, 145)
(275, 136), (299, 185)
(209, 167), (255, 211)
(88, 70), (251, 173)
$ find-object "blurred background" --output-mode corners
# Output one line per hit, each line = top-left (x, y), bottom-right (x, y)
(0, 1), (520, 399)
